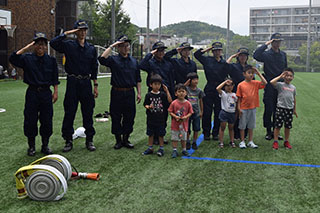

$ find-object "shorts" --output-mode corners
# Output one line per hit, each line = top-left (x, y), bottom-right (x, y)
(239, 108), (256, 130)
(171, 129), (187, 142)
(219, 110), (236, 124)
(274, 107), (293, 129)
(146, 125), (166, 136)
(188, 114), (201, 133)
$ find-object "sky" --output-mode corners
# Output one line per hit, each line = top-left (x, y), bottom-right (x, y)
(121, 0), (311, 35)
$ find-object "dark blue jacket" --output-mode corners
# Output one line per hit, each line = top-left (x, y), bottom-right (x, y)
(98, 54), (141, 88)
(9, 52), (59, 86)
(50, 34), (98, 80)
(253, 44), (287, 81)
(194, 49), (229, 93)
(139, 53), (175, 95)
(164, 49), (197, 84)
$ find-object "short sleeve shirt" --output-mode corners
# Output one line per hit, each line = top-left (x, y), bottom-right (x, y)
(219, 90), (238, 113)
(143, 91), (169, 126)
(275, 82), (296, 109)
(236, 80), (265, 110)
(168, 99), (194, 131)
(186, 86), (205, 116)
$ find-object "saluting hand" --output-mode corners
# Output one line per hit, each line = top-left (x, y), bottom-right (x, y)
(176, 47), (184, 53)
(17, 41), (35, 55)
(265, 39), (274, 46)
(201, 46), (213, 53)
(151, 49), (158, 55)
(111, 41), (125, 48)
(64, 29), (80, 35)
(162, 84), (169, 93)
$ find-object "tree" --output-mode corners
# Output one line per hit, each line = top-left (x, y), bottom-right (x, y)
(298, 41), (320, 72)
(79, 0), (138, 46)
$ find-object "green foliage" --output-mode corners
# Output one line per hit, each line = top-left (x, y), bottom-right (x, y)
(298, 41), (320, 72)
(79, 0), (138, 46)
(154, 21), (235, 43)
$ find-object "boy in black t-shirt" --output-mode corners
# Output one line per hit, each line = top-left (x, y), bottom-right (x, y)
(143, 74), (172, 157)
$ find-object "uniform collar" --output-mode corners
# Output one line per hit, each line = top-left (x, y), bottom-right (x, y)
(76, 39), (89, 48)
(118, 53), (130, 59)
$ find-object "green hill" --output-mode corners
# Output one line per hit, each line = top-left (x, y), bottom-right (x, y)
(153, 20), (235, 43)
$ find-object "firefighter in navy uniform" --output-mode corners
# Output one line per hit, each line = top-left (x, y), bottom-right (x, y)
(9, 33), (59, 156)
(50, 20), (98, 152)
(253, 33), (287, 140)
(98, 35), (142, 149)
(194, 42), (229, 140)
(139, 41), (175, 144)
(164, 42), (197, 84)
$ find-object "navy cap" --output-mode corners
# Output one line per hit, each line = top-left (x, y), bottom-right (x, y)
(74, 20), (88, 29)
(212, 42), (223, 50)
(117, 35), (131, 43)
(237, 47), (249, 55)
(270, 32), (283, 41)
(179, 42), (193, 50)
(152, 41), (167, 50)
(33, 32), (48, 42)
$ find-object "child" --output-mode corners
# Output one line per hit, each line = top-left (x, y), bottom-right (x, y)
(270, 68), (297, 150)
(168, 84), (194, 158)
(143, 74), (172, 157)
(216, 78), (238, 148)
(184, 72), (205, 150)
(236, 65), (267, 149)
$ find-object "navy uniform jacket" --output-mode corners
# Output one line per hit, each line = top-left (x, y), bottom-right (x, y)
(253, 44), (287, 81)
(228, 62), (245, 88)
(98, 54), (141, 88)
(139, 53), (175, 94)
(194, 49), (229, 93)
(164, 49), (197, 84)
(50, 34), (98, 80)
(9, 52), (59, 86)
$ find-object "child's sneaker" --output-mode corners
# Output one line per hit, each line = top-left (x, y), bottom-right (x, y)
(171, 150), (178, 158)
(239, 141), (246, 149)
(186, 141), (191, 150)
(182, 150), (190, 157)
(247, 141), (258, 148)
(272, 141), (279, 150)
(157, 148), (164, 157)
(229, 141), (236, 148)
(142, 148), (153, 155)
(284, 141), (292, 149)
(192, 142), (198, 150)
(219, 142), (224, 148)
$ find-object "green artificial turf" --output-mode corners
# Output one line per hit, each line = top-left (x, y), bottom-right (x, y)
(0, 72), (320, 212)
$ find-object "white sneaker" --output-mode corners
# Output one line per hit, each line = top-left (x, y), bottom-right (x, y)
(239, 141), (246, 149)
(247, 141), (258, 148)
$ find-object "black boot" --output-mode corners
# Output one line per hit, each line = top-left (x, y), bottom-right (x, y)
(114, 134), (122, 149)
(63, 139), (73, 152)
(86, 138), (96, 151)
(41, 137), (53, 155)
(27, 137), (36, 156)
(122, 134), (134, 149)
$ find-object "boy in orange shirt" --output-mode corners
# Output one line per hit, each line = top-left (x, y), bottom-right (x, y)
(236, 65), (267, 149)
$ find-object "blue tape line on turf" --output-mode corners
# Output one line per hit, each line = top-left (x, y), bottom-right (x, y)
(182, 156), (320, 168)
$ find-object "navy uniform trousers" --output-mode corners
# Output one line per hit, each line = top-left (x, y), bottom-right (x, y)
(263, 83), (278, 130)
(110, 88), (136, 135)
(24, 87), (53, 139)
(202, 91), (221, 137)
(62, 77), (95, 140)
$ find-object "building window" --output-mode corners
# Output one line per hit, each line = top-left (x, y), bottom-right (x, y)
(0, 0), (7, 6)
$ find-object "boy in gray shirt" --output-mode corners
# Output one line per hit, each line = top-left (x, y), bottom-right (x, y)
(270, 68), (298, 150)
(185, 72), (205, 150)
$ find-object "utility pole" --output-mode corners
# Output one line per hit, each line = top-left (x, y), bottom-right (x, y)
(226, 0), (230, 58)
(111, 0), (115, 43)
(158, 0), (162, 41)
(306, 0), (311, 72)
(147, 0), (150, 52)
